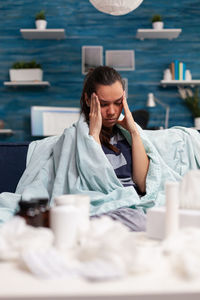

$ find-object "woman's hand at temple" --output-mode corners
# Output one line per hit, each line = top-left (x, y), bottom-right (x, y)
(117, 92), (138, 135)
(89, 93), (102, 144)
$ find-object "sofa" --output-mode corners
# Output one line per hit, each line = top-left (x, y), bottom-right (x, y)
(1, 128), (199, 194)
(0, 142), (30, 194)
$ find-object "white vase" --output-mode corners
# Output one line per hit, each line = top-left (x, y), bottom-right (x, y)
(163, 68), (172, 81)
(35, 20), (47, 30)
(152, 21), (164, 30)
(9, 69), (43, 82)
(194, 117), (200, 130)
(185, 69), (192, 81)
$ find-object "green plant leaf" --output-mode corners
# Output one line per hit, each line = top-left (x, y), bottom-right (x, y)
(182, 87), (200, 118)
(11, 60), (42, 69)
(35, 10), (46, 20)
(151, 14), (162, 23)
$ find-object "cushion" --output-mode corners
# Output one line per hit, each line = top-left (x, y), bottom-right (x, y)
(0, 142), (29, 193)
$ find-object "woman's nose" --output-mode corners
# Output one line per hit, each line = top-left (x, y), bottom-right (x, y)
(107, 104), (115, 115)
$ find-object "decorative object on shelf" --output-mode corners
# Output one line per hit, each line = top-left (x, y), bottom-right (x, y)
(0, 120), (4, 129)
(82, 46), (103, 75)
(185, 69), (192, 81)
(146, 93), (170, 129)
(161, 61), (195, 87)
(0, 120), (13, 135)
(4, 60), (50, 87)
(163, 69), (172, 81)
(136, 28), (181, 40)
(151, 14), (163, 30)
(178, 87), (200, 129)
(168, 60), (187, 81)
(35, 10), (47, 30)
(105, 50), (135, 71)
(89, 0), (143, 16)
(9, 60), (43, 82)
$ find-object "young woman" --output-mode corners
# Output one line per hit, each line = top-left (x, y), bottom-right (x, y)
(80, 66), (149, 195)
(79, 66), (149, 230)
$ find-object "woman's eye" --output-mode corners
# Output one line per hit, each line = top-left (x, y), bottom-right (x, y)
(100, 103), (107, 107)
(116, 101), (122, 106)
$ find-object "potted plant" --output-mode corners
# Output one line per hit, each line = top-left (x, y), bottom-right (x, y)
(178, 87), (200, 129)
(151, 14), (164, 30)
(9, 60), (43, 82)
(35, 10), (47, 30)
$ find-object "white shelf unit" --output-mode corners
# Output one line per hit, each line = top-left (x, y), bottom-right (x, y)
(0, 129), (13, 135)
(82, 46), (103, 75)
(161, 80), (200, 87)
(105, 50), (135, 71)
(136, 29), (182, 40)
(20, 29), (66, 40)
(4, 81), (50, 87)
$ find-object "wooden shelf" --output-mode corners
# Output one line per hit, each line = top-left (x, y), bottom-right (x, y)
(4, 81), (50, 87)
(136, 29), (182, 40)
(0, 129), (14, 135)
(161, 80), (200, 87)
(20, 29), (66, 40)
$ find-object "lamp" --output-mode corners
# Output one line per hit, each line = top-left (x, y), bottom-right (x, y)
(147, 93), (170, 129)
(89, 0), (143, 16)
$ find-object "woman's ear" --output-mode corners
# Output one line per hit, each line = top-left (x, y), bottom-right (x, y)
(85, 93), (90, 107)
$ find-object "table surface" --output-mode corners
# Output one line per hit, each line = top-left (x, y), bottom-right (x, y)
(1, 257), (200, 300)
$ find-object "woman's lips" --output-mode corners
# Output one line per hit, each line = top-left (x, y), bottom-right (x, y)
(105, 118), (117, 122)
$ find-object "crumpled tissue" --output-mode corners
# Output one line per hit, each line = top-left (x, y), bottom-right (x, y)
(20, 216), (164, 281)
(0, 216), (53, 261)
(2, 215), (200, 282)
(74, 216), (163, 276)
(179, 169), (200, 209)
(162, 227), (200, 279)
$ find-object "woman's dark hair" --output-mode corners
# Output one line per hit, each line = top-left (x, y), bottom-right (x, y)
(80, 66), (125, 153)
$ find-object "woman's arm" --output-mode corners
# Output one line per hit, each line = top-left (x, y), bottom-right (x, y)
(117, 94), (149, 193)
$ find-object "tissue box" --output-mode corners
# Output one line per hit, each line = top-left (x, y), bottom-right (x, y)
(146, 207), (200, 240)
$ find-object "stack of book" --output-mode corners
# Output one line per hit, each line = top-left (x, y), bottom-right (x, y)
(169, 60), (186, 80)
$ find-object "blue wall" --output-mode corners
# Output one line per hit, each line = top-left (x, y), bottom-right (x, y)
(0, 0), (200, 141)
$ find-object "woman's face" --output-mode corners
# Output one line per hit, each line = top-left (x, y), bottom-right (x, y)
(95, 80), (124, 128)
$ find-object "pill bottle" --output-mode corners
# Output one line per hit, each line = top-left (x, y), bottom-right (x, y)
(37, 198), (50, 227)
(17, 199), (43, 227)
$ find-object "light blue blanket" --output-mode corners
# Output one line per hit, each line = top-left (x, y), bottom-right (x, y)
(0, 115), (200, 224)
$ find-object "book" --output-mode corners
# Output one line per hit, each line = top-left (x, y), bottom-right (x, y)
(182, 62), (186, 80)
(174, 60), (179, 80)
(170, 62), (175, 80)
(179, 62), (183, 80)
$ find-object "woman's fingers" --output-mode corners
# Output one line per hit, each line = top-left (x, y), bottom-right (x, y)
(91, 93), (99, 114)
(89, 93), (102, 144)
(90, 93), (95, 113)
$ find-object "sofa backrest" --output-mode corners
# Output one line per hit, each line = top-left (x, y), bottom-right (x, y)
(0, 142), (29, 193)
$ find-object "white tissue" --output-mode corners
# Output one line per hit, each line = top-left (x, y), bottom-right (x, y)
(21, 248), (79, 279)
(0, 216), (53, 261)
(3, 214), (200, 282)
(162, 228), (200, 279)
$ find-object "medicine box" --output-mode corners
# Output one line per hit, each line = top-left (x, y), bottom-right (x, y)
(146, 207), (200, 240)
